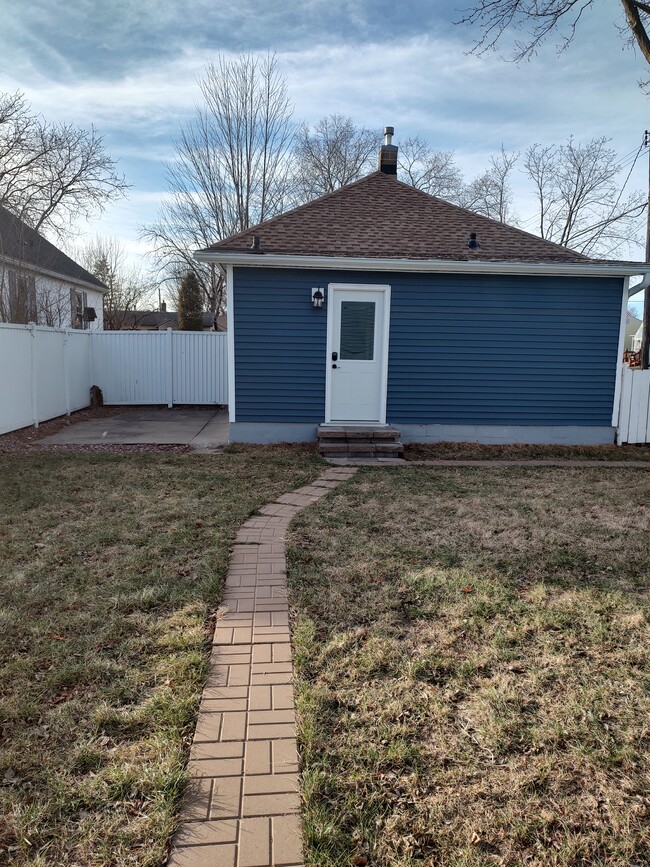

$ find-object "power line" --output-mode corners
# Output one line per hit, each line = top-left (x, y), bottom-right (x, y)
(609, 141), (645, 215)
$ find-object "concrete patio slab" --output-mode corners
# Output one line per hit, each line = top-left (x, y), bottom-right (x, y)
(40, 409), (229, 448)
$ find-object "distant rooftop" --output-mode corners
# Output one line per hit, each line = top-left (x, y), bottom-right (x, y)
(116, 310), (225, 330)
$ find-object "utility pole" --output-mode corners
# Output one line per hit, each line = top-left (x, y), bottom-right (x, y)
(641, 131), (650, 368)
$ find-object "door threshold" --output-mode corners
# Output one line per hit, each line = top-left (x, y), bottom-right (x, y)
(322, 421), (388, 427)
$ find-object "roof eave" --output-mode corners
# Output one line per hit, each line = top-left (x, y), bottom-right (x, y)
(194, 250), (649, 279)
(0, 252), (108, 293)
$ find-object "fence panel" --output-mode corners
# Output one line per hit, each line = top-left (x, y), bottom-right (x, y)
(91, 331), (171, 405)
(172, 331), (228, 404)
(618, 366), (650, 444)
(66, 330), (94, 412)
(1, 325), (228, 434)
(0, 324), (34, 434)
(33, 327), (66, 424)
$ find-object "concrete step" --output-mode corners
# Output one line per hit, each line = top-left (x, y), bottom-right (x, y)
(317, 428), (404, 459)
(317, 425), (401, 443)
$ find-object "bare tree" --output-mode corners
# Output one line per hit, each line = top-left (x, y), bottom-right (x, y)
(142, 54), (294, 313)
(459, 146), (520, 222)
(294, 115), (379, 199)
(78, 237), (155, 330)
(397, 137), (465, 200)
(0, 91), (128, 243)
(523, 136), (645, 256)
(456, 2), (650, 365)
(457, 0), (650, 66)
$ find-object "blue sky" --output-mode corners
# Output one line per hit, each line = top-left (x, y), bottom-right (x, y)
(1, 0), (649, 301)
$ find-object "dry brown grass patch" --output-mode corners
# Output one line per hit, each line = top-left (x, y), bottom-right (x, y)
(288, 467), (650, 866)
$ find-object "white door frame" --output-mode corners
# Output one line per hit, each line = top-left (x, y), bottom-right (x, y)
(325, 282), (391, 424)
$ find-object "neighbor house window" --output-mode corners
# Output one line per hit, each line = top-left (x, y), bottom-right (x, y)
(71, 289), (88, 329)
(7, 270), (37, 323)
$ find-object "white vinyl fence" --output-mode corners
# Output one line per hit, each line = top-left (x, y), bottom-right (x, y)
(92, 331), (228, 406)
(0, 324), (92, 434)
(0, 324), (228, 434)
(618, 365), (650, 444)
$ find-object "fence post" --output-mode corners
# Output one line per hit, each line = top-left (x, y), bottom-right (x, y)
(166, 327), (173, 408)
(63, 331), (71, 416)
(29, 323), (38, 428)
(90, 330), (96, 389)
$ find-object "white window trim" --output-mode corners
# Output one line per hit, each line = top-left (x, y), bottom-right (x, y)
(325, 282), (391, 425)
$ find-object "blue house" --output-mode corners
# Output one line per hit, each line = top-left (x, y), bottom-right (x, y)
(196, 129), (647, 450)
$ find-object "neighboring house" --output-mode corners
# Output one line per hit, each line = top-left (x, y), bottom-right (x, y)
(0, 206), (106, 329)
(625, 311), (643, 351)
(632, 323), (643, 353)
(113, 305), (225, 332)
(195, 128), (649, 446)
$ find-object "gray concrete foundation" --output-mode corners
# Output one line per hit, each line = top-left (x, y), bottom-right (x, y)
(229, 422), (318, 444)
(398, 424), (616, 446)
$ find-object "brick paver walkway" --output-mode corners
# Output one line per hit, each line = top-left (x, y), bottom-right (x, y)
(167, 466), (358, 867)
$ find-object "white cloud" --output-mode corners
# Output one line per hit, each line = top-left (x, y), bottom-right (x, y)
(3, 20), (648, 267)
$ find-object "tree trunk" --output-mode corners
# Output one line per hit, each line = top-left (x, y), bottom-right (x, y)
(620, 0), (650, 65)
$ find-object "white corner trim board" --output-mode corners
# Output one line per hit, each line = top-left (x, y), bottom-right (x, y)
(612, 277), (630, 429)
(225, 263), (236, 423)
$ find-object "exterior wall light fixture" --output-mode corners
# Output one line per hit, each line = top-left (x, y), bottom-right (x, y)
(311, 287), (325, 308)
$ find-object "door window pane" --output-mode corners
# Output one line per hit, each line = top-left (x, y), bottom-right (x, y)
(340, 301), (375, 360)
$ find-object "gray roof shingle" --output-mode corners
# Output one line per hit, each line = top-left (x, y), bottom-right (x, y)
(204, 171), (600, 264)
(0, 205), (107, 290)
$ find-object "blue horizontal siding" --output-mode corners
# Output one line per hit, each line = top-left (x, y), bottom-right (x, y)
(233, 267), (623, 426)
(234, 268), (327, 423)
(387, 273), (621, 426)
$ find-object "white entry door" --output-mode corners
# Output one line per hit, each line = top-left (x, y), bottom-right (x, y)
(326, 284), (390, 423)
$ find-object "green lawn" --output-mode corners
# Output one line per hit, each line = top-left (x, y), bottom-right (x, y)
(287, 467), (650, 866)
(0, 446), (323, 866)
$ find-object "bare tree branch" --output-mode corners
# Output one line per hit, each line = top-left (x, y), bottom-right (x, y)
(458, 0), (650, 67)
(457, 0), (595, 60)
(76, 236), (156, 330)
(141, 54), (294, 313)
(294, 115), (379, 198)
(0, 91), (129, 243)
(397, 137), (465, 200)
(523, 136), (645, 256)
(458, 146), (520, 222)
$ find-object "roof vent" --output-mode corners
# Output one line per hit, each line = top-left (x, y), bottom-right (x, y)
(468, 232), (480, 250)
(378, 126), (398, 176)
(249, 235), (264, 253)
